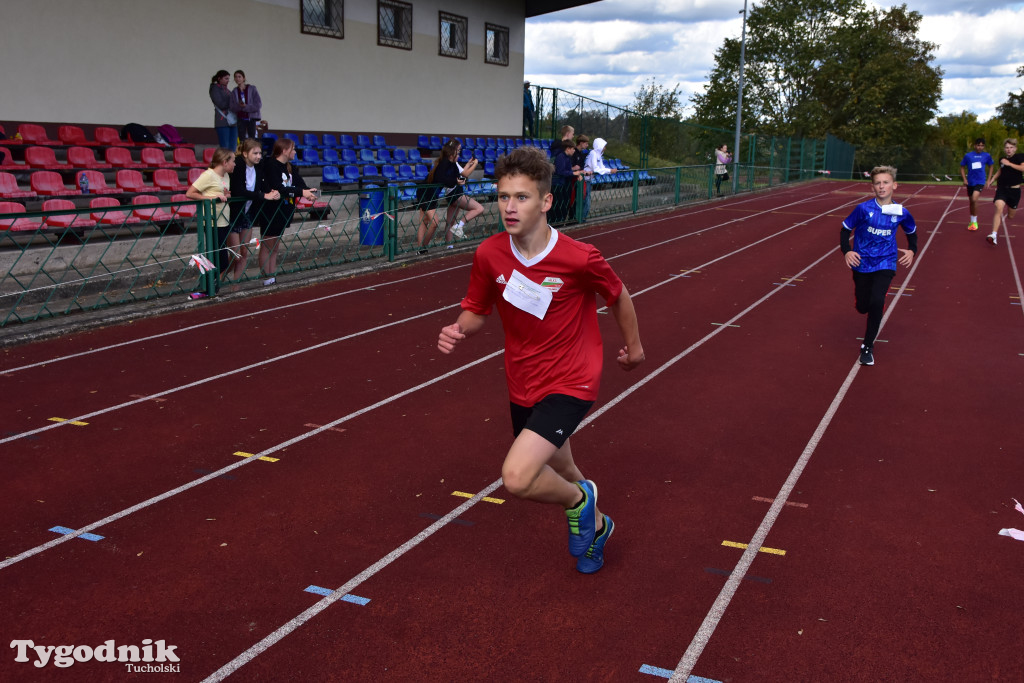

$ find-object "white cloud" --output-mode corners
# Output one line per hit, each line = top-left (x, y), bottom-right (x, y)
(526, 1), (1024, 124)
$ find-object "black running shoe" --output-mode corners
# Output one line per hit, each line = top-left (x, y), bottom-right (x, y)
(859, 345), (874, 366)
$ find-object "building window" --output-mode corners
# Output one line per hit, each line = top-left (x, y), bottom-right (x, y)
(485, 23), (509, 66)
(439, 12), (468, 59)
(378, 0), (412, 50)
(301, 0), (344, 39)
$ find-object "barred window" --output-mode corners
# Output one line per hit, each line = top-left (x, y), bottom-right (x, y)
(378, 0), (412, 50)
(485, 23), (509, 66)
(301, 0), (344, 39)
(439, 12), (467, 59)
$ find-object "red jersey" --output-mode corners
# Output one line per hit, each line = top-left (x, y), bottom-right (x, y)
(461, 229), (623, 405)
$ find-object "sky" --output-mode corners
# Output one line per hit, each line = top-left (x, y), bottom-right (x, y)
(525, 0), (1024, 123)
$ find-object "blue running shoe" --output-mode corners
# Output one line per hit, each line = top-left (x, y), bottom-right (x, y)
(577, 515), (614, 574)
(565, 479), (598, 557)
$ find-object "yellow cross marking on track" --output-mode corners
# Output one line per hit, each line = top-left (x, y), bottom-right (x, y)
(452, 491), (504, 504)
(234, 451), (279, 463)
(722, 540), (786, 555)
(47, 417), (88, 426)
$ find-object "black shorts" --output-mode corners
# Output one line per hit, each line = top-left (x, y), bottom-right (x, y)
(415, 185), (441, 211)
(966, 184), (984, 196)
(994, 186), (1021, 210)
(510, 394), (594, 449)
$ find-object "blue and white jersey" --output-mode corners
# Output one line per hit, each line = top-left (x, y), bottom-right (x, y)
(842, 198), (916, 273)
(960, 151), (993, 186)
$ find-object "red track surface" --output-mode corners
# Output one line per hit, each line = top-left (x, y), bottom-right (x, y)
(2, 180), (1022, 682)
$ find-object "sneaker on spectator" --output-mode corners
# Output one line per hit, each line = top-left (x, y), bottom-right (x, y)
(576, 515), (614, 574)
(565, 480), (598, 557)
(451, 220), (465, 239)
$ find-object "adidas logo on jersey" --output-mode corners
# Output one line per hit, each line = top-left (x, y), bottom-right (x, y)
(496, 274), (507, 284)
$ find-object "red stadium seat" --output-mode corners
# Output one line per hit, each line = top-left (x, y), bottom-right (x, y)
(90, 197), (140, 225)
(76, 170), (118, 195)
(93, 126), (131, 147)
(173, 148), (206, 168)
(202, 148), (217, 165)
(141, 147), (174, 168)
(59, 125), (98, 146)
(24, 146), (69, 170)
(0, 172), (37, 198)
(0, 148), (18, 168)
(67, 146), (111, 169)
(187, 167), (204, 184)
(170, 194), (198, 219)
(0, 201), (43, 232)
(42, 198), (97, 229)
(18, 123), (59, 146)
(153, 169), (187, 192)
(31, 171), (80, 196)
(131, 194), (175, 222)
(105, 147), (144, 169)
(115, 169), (149, 193)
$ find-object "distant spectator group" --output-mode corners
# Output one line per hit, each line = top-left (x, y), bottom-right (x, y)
(209, 70), (264, 151)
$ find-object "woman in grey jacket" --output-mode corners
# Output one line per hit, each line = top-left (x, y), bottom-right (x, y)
(209, 70), (238, 150)
(232, 70), (262, 140)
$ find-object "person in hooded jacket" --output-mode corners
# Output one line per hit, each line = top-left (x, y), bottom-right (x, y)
(583, 138), (616, 221)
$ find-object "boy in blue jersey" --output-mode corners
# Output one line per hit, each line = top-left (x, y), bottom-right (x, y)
(959, 138), (994, 230)
(840, 166), (918, 366)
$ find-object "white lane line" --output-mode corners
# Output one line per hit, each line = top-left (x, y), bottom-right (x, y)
(201, 242), (848, 681)
(668, 185), (959, 682)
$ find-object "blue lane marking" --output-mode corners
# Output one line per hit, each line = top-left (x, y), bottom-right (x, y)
(638, 665), (721, 682)
(304, 585), (370, 605)
(49, 526), (104, 542)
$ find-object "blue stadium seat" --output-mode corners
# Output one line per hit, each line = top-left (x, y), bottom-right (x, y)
(459, 148), (474, 164)
(377, 149), (393, 163)
(392, 149), (408, 163)
(484, 148), (498, 162)
(414, 164), (429, 180)
(483, 161), (495, 177)
(356, 134), (372, 149)
(429, 136), (442, 150)
(373, 135), (394, 150)
(295, 148), (320, 166)
(322, 165), (342, 184)
(398, 183), (417, 201)
(322, 148), (341, 166)
(339, 134), (355, 149)
(398, 164), (415, 181)
(359, 149), (376, 164)
(361, 165), (380, 180)
(417, 135), (431, 149)
(381, 164), (398, 182)
(341, 148), (359, 166)
(303, 133), (320, 148)
(343, 165), (361, 183)
(322, 133), (339, 149)
(283, 133), (301, 148)
(408, 149), (423, 163)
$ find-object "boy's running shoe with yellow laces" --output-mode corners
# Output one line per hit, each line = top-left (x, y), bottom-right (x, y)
(576, 515), (614, 574)
(565, 480), (597, 557)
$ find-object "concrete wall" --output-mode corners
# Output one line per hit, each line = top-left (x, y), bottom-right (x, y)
(1, 0), (526, 136)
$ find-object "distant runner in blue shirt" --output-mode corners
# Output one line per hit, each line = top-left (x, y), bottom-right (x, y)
(840, 165), (918, 366)
(959, 138), (994, 231)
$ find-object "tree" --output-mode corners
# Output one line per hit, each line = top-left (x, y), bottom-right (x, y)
(691, 0), (943, 162)
(997, 66), (1024, 132)
(629, 78), (687, 164)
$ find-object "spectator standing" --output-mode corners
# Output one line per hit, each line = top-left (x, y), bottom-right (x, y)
(584, 136), (617, 207)
(226, 139), (279, 281)
(437, 146), (645, 574)
(573, 134), (592, 221)
(209, 70), (238, 150)
(186, 148), (235, 281)
(550, 125), (574, 156)
(413, 139), (480, 249)
(983, 138), (1024, 246)
(714, 143), (731, 196)
(523, 81), (536, 138)
(260, 138), (316, 285)
(232, 70), (263, 141)
(839, 165), (917, 366)
(551, 140), (581, 223)
(959, 138), (993, 231)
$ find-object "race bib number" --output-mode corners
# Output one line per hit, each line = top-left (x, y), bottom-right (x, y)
(881, 203), (903, 216)
(502, 269), (552, 320)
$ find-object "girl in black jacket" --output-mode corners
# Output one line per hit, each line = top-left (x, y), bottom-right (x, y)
(226, 139), (279, 281)
(259, 137), (316, 285)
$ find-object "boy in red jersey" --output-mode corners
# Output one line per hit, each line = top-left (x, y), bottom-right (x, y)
(438, 147), (645, 573)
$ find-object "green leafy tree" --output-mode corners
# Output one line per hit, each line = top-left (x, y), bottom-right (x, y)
(629, 78), (690, 164)
(997, 66), (1024, 131)
(691, 0), (942, 174)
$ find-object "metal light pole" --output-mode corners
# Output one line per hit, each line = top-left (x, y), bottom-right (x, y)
(733, 0), (748, 193)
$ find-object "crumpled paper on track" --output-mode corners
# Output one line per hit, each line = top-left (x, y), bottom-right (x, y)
(998, 498), (1024, 541)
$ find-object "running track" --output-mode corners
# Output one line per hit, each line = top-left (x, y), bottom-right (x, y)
(1, 180), (1022, 682)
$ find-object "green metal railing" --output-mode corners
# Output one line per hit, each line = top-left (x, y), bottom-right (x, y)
(0, 161), (814, 329)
